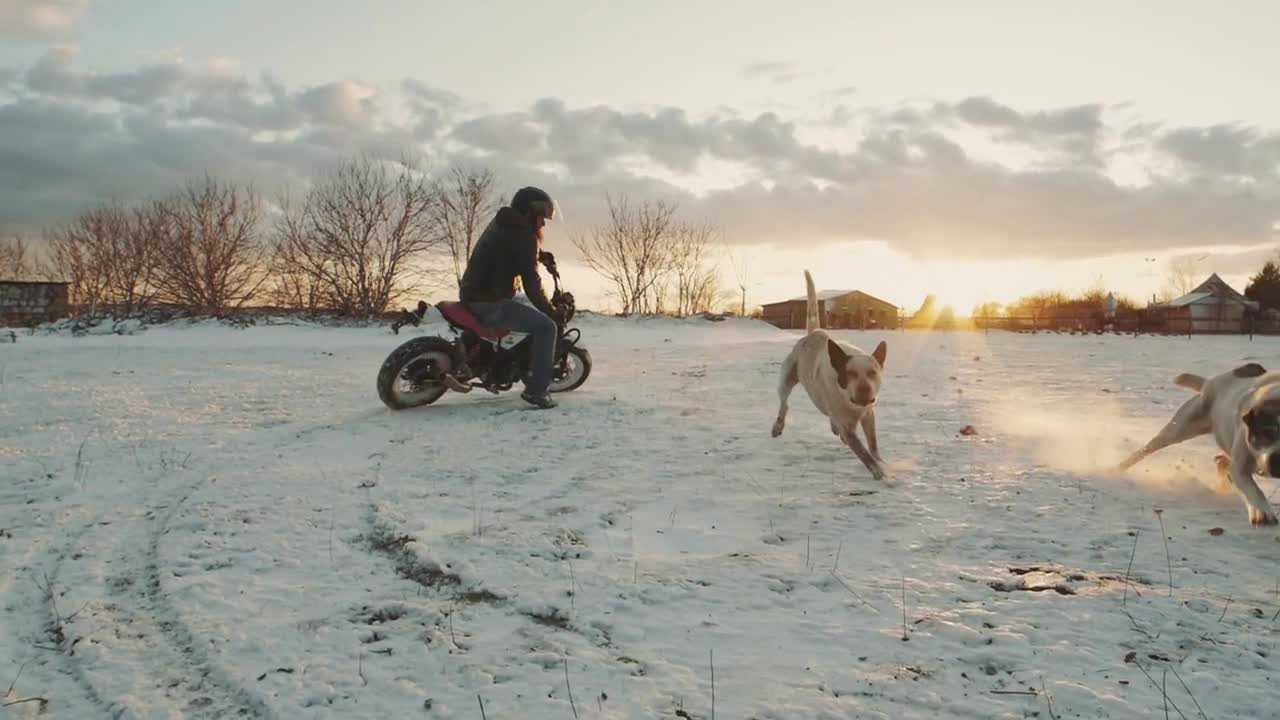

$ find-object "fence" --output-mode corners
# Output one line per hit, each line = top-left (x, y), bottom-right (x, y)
(973, 313), (1280, 337)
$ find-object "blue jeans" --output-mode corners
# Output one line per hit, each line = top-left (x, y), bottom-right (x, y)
(466, 300), (557, 396)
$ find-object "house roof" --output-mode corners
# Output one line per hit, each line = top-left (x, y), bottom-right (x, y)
(1163, 273), (1258, 309)
(764, 289), (896, 308)
(784, 289), (853, 302)
(1163, 291), (1213, 308)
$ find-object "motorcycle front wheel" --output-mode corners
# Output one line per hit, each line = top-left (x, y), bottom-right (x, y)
(549, 345), (591, 393)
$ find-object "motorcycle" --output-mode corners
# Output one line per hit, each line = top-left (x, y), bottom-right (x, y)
(376, 259), (592, 410)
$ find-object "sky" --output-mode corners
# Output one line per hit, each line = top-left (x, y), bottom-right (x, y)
(2, 0), (1279, 313)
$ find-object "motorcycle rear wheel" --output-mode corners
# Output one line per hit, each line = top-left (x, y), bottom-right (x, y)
(377, 337), (463, 410)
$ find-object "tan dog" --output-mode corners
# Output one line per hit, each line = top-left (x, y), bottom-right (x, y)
(771, 270), (889, 482)
(1116, 362), (1279, 526)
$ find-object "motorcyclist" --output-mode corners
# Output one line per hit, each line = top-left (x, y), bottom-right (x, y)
(459, 186), (565, 409)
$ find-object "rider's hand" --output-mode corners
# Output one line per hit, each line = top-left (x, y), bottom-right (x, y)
(539, 251), (558, 275)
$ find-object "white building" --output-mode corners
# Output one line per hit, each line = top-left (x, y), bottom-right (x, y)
(1159, 274), (1259, 334)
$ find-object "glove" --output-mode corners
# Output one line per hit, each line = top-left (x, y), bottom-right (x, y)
(538, 250), (559, 277)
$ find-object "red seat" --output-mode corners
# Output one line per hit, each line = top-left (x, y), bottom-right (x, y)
(436, 301), (507, 339)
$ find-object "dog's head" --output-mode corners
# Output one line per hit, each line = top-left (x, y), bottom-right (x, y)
(1242, 382), (1280, 476)
(827, 339), (887, 408)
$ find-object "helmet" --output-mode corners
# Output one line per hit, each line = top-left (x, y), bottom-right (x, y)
(510, 186), (558, 222)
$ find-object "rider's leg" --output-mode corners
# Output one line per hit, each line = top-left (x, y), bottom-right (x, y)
(468, 301), (558, 398)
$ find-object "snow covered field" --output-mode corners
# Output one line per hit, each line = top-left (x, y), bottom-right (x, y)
(2, 314), (1279, 719)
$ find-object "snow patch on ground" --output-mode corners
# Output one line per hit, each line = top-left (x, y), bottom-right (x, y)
(2, 319), (1278, 718)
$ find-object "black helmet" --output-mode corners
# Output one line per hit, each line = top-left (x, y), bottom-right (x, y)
(510, 186), (558, 221)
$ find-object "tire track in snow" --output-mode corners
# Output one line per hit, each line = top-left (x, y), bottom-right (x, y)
(359, 495), (633, 662)
(21, 507), (119, 716)
(49, 481), (273, 719)
(137, 481), (273, 718)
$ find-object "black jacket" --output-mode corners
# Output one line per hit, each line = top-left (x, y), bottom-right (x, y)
(459, 207), (555, 316)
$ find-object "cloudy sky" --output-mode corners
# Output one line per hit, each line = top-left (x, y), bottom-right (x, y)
(3, 0), (1279, 312)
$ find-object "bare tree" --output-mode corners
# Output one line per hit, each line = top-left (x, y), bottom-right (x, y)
(272, 155), (444, 317)
(266, 237), (326, 312)
(46, 220), (104, 311)
(727, 247), (758, 317)
(571, 194), (680, 315)
(151, 178), (270, 314)
(45, 203), (157, 312)
(668, 223), (724, 316)
(0, 236), (33, 280)
(433, 166), (500, 288)
(1163, 255), (1201, 299)
(108, 204), (161, 312)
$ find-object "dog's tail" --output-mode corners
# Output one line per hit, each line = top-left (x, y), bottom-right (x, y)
(804, 269), (819, 332)
(1173, 373), (1205, 392)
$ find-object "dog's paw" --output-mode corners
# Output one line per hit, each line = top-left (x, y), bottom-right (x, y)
(1249, 507), (1278, 526)
(771, 418), (785, 437)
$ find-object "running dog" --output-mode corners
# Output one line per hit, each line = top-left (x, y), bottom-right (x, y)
(1116, 362), (1280, 526)
(771, 270), (889, 482)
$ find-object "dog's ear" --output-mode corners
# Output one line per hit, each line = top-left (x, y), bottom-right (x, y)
(1234, 362), (1266, 379)
(827, 339), (850, 387)
(872, 341), (887, 368)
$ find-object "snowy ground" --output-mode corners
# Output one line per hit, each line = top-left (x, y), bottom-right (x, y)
(2, 315), (1279, 719)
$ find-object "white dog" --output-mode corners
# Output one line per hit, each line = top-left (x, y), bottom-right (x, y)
(1116, 362), (1279, 526)
(771, 270), (889, 481)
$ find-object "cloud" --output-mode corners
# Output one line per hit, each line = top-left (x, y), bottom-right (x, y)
(950, 96), (1103, 138)
(742, 61), (804, 85)
(944, 96), (1107, 166)
(1158, 124), (1280, 180)
(401, 78), (462, 110)
(451, 111), (546, 159)
(401, 78), (466, 141)
(3, 51), (1280, 270)
(297, 80), (378, 129)
(0, 0), (87, 40)
(26, 46), (241, 107)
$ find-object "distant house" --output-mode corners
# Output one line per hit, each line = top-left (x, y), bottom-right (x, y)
(0, 281), (70, 325)
(1155, 273), (1258, 334)
(761, 289), (899, 330)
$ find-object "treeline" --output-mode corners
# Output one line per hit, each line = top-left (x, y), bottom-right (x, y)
(972, 286), (1139, 321)
(0, 154), (729, 318)
(1244, 260), (1280, 312)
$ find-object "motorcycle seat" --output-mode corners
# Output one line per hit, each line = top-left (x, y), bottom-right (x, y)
(436, 301), (508, 339)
